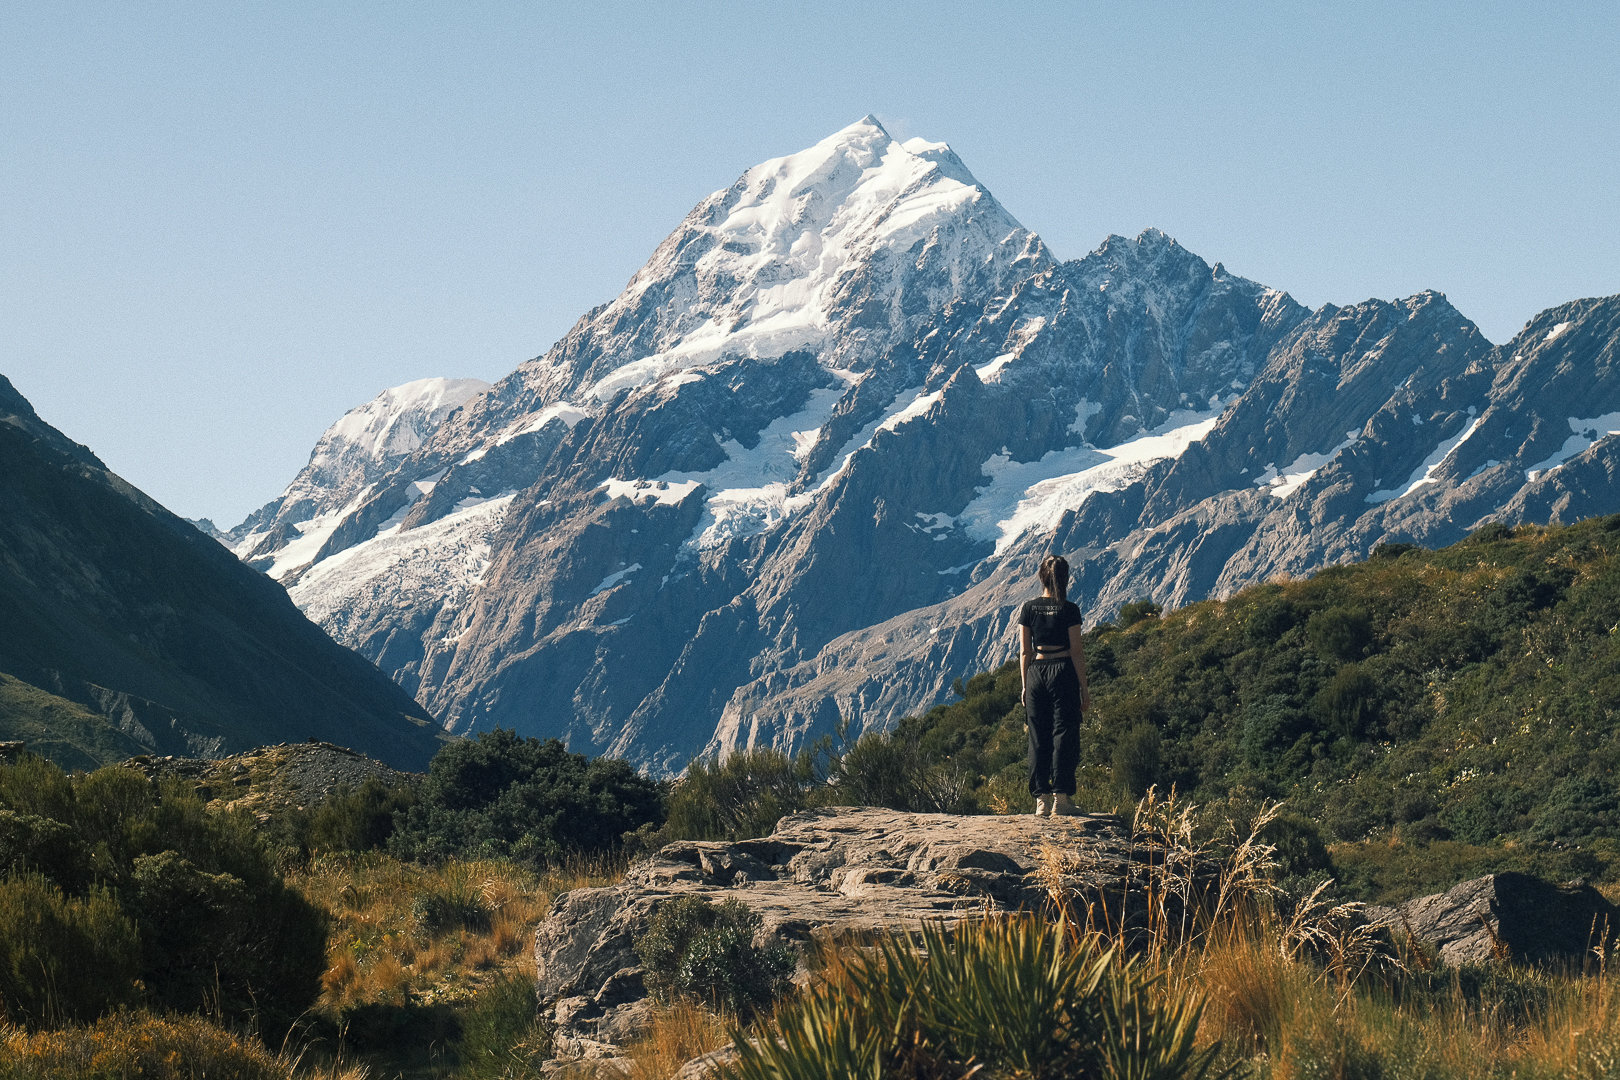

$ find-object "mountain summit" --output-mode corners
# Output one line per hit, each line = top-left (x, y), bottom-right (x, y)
(227, 120), (1620, 774)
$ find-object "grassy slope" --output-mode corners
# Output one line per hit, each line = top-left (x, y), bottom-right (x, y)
(0, 673), (149, 771)
(903, 516), (1620, 901)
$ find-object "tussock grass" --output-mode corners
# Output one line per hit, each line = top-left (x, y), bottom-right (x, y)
(621, 999), (732, 1080)
(289, 851), (623, 1016)
(0, 1012), (366, 1080)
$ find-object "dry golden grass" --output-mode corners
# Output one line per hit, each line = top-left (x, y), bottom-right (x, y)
(0, 1012), (368, 1080)
(288, 851), (624, 1018)
(620, 999), (732, 1080)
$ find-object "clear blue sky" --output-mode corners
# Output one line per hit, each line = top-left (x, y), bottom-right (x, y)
(4, 1), (1616, 525)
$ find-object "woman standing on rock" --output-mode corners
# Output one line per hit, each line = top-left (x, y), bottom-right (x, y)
(1018, 554), (1090, 817)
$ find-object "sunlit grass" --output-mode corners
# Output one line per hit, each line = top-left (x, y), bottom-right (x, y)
(288, 851), (626, 1017)
(0, 1011), (367, 1080)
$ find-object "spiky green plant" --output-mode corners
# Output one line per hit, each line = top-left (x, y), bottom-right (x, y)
(722, 914), (1233, 1080)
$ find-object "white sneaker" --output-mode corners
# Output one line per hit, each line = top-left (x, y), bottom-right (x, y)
(1051, 793), (1080, 817)
(1034, 794), (1052, 817)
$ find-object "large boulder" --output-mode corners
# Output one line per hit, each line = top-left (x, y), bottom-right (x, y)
(1364, 872), (1619, 967)
(532, 806), (1182, 1065)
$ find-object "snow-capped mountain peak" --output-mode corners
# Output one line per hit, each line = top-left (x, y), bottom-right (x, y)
(326, 377), (492, 463)
(544, 116), (1048, 403)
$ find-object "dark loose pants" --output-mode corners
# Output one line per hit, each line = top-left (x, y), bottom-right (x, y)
(1025, 658), (1082, 796)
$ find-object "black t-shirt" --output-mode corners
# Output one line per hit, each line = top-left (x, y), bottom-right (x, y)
(1018, 597), (1082, 651)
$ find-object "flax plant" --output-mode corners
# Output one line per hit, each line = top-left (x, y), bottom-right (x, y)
(722, 914), (1233, 1080)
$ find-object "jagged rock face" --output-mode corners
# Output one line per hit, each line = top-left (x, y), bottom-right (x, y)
(230, 116), (1620, 774)
(0, 375), (445, 771)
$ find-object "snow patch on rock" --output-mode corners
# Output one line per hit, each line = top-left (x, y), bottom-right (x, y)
(1368, 408), (1483, 502)
(960, 408), (1223, 554)
(1524, 411), (1620, 481)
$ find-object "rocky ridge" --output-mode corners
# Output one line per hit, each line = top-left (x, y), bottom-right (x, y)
(223, 117), (1620, 774)
(120, 740), (415, 821)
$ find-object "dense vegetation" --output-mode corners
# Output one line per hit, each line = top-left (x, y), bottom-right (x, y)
(388, 728), (664, 867)
(877, 517), (1620, 850)
(0, 754), (328, 1037)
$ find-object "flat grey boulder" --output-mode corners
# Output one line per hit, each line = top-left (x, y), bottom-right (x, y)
(1364, 871), (1619, 967)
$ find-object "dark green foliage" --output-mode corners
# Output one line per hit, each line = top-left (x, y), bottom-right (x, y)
(1113, 724), (1163, 796)
(0, 811), (91, 892)
(0, 874), (141, 1026)
(1117, 598), (1163, 628)
(823, 719), (976, 814)
(390, 728), (663, 866)
(662, 747), (817, 842)
(635, 896), (795, 1016)
(1260, 812), (1333, 880)
(308, 776), (415, 854)
(0, 754), (328, 1037)
(1307, 606), (1373, 661)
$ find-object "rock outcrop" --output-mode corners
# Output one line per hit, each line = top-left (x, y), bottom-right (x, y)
(1365, 871), (1619, 968)
(532, 806), (1205, 1066)
(120, 740), (416, 820)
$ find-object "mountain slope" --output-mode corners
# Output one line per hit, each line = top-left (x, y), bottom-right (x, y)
(0, 374), (446, 770)
(230, 376), (491, 580)
(227, 117), (1620, 775)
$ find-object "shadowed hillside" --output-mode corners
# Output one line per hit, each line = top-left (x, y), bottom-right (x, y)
(0, 375), (446, 771)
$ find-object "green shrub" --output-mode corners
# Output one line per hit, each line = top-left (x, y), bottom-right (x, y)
(1112, 724), (1163, 797)
(391, 729), (662, 866)
(824, 724), (975, 815)
(636, 897), (795, 1016)
(1307, 606), (1373, 661)
(454, 972), (552, 1078)
(0, 756), (328, 1038)
(0, 873), (141, 1026)
(0, 811), (90, 893)
(664, 747), (817, 842)
(1117, 598), (1163, 628)
(308, 775), (415, 854)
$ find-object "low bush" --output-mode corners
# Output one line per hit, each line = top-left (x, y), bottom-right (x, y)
(663, 747), (818, 842)
(308, 776), (415, 855)
(636, 897), (795, 1017)
(453, 972), (552, 1078)
(0, 874), (140, 1026)
(0, 754), (328, 1039)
